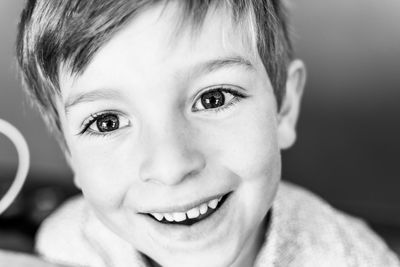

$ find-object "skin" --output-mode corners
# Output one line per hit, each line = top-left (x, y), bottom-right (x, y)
(58, 3), (305, 267)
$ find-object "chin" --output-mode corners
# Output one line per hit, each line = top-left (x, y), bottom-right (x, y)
(148, 238), (240, 267)
(158, 254), (235, 267)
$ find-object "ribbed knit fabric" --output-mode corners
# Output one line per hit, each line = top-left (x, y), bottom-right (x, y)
(36, 182), (400, 267)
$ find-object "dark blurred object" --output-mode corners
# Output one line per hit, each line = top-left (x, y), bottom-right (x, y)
(0, 168), (80, 253)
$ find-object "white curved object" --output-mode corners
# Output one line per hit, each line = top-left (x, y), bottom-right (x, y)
(0, 118), (30, 215)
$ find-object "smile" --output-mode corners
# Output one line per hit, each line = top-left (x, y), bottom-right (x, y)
(147, 193), (230, 226)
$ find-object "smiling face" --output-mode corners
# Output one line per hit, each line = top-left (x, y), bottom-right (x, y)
(58, 2), (302, 267)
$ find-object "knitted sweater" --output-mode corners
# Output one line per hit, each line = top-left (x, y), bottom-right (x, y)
(36, 182), (400, 267)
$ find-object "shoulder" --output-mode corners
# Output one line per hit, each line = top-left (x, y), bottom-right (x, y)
(270, 182), (400, 266)
(35, 196), (106, 267)
(35, 196), (145, 267)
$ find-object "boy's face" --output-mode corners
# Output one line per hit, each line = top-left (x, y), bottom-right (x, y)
(59, 3), (302, 267)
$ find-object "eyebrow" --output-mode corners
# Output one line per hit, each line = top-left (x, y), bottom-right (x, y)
(192, 56), (255, 76)
(64, 56), (254, 113)
(65, 89), (122, 114)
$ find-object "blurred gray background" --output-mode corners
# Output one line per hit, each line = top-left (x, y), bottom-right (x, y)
(0, 0), (400, 254)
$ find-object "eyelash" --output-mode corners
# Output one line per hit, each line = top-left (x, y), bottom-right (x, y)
(78, 110), (126, 137)
(192, 86), (248, 113)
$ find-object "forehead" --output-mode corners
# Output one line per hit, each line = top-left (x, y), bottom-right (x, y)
(60, 1), (261, 103)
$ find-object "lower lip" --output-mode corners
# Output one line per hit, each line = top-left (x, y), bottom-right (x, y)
(143, 192), (234, 245)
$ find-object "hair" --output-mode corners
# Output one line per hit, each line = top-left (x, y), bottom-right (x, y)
(16, 0), (293, 148)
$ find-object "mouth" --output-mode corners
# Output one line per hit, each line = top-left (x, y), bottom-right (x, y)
(146, 192), (231, 226)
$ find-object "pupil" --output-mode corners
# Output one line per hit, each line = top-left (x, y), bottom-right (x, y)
(97, 114), (119, 132)
(201, 91), (225, 109)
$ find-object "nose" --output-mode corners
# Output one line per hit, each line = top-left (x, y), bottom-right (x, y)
(138, 121), (206, 186)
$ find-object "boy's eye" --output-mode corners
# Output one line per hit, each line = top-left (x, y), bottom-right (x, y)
(80, 112), (130, 135)
(192, 87), (246, 112)
(94, 114), (120, 132)
(200, 91), (225, 109)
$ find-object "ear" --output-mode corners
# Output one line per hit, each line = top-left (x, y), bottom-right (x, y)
(277, 59), (306, 150)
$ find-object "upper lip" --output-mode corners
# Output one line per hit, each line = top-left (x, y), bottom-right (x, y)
(140, 192), (230, 214)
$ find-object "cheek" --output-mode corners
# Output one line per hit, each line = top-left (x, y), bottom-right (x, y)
(199, 102), (281, 217)
(70, 141), (137, 209)
(204, 105), (280, 181)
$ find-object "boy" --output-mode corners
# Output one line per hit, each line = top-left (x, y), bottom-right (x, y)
(16, 0), (399, 266)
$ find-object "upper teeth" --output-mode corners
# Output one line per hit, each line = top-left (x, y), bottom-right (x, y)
(150, 197), (222, 222)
